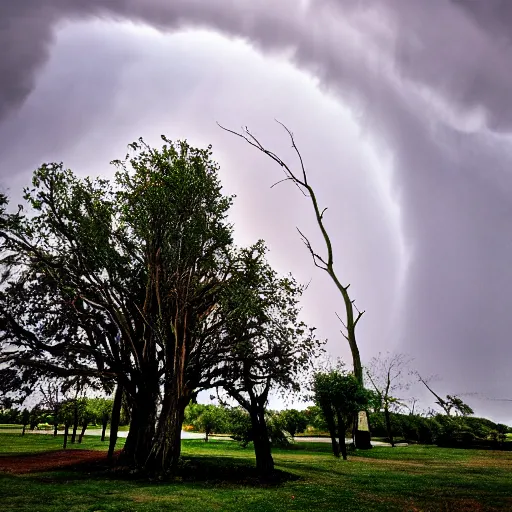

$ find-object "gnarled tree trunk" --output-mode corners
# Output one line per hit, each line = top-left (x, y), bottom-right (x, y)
(121, 384), (158, 468)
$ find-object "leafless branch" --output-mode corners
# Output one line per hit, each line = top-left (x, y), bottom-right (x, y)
(335, 311), (348, 331)
(353, 309), (365, 327)
(275, 119), (308, 185)
(297, 227), (328, 270)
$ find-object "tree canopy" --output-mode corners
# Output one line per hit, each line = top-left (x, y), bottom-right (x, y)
(313, 369), (370, 460)
(0, 136), (320, 475)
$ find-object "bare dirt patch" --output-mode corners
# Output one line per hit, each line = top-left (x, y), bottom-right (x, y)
(467, 454), (512, 469)
(354, 457), (443, 469)
(0, 450), (110, 474)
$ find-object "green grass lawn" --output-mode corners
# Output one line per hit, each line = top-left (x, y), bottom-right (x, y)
(1, 433), (511, 511)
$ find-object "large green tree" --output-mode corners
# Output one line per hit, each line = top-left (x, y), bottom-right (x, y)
(0, 137), (234, 472)
(0, 136), (319, 476)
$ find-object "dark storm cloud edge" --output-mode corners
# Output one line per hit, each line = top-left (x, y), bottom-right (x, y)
(3, 0), (512, 130)
(2, 0), (512, 417)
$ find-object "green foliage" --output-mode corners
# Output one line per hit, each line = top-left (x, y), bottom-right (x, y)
(313, 369), (370, 458)
(86, 397), (113, 425)
(0, 409), (20, 425)
(445, 395), (474, 417)
(225, 408), (253, 447)
(216, 242), (322, 407)
(302, 405), (328, 431)
(313, 370), (370, 424)
(369, 411), (511, 447)
(185, 404), (229, 440)
(20, 409), (30, 427)
(276, 409), (309, 437)
(57, 400), (76, 425)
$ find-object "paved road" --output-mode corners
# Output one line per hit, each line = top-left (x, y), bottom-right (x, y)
(0, 428), (404, 446)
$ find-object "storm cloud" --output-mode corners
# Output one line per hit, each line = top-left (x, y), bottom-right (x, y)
(1, 0), (512, 421)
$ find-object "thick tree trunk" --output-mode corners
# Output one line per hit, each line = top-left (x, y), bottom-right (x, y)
(145, 386), (188, 473)
(53, 423), (58, 437)
(384, 407), (395, 447)
(250, 405), (274, 476)
(21, 424), (26, 436)
(121, 385), (158, 468)
(108, 382), (123, 460)
(144, 325), (189, 474)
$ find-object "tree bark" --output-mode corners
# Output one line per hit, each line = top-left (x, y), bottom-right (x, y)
(144, 321), (190, 474)
(78, 421), (88, 444)
(384, 406), (395, 447)
(63, 423), (69, 449)
(101, 417), (108, 442)
(250, 405), (274, 476)
(144, 383), (189, 473)
(108, 382), (124, 460)
(120, 384), (158, 467)
(325, 413), (340, 458)
(336, 412), (348, 461)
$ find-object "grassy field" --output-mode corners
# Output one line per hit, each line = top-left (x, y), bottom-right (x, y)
(1, 433), (511, 511)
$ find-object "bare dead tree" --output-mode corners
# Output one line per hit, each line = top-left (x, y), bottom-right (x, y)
(416, 373), (474, 417)
(219, 121), (370, 447)
(365, 352), (413, 447)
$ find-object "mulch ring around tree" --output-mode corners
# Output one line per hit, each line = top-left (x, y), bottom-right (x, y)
(0, 450), (113, 474)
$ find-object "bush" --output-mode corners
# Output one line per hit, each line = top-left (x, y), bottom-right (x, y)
(226, 408), (253, 447)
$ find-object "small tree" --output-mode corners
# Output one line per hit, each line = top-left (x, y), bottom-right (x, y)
(313, 369), (369, 460)
(193, 405), (227, 442)
(20, 408), (30, 436)
(29, 408), (42, 430)
(87, 398), (114, 442)
(278, 409), (309, 437)
(303, 405), (328, 432)
(58, 400), (75, 449)
(203, 242), (322, 476)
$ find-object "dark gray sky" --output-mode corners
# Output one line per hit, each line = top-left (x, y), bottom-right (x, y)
(1, 0), (511, 422)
